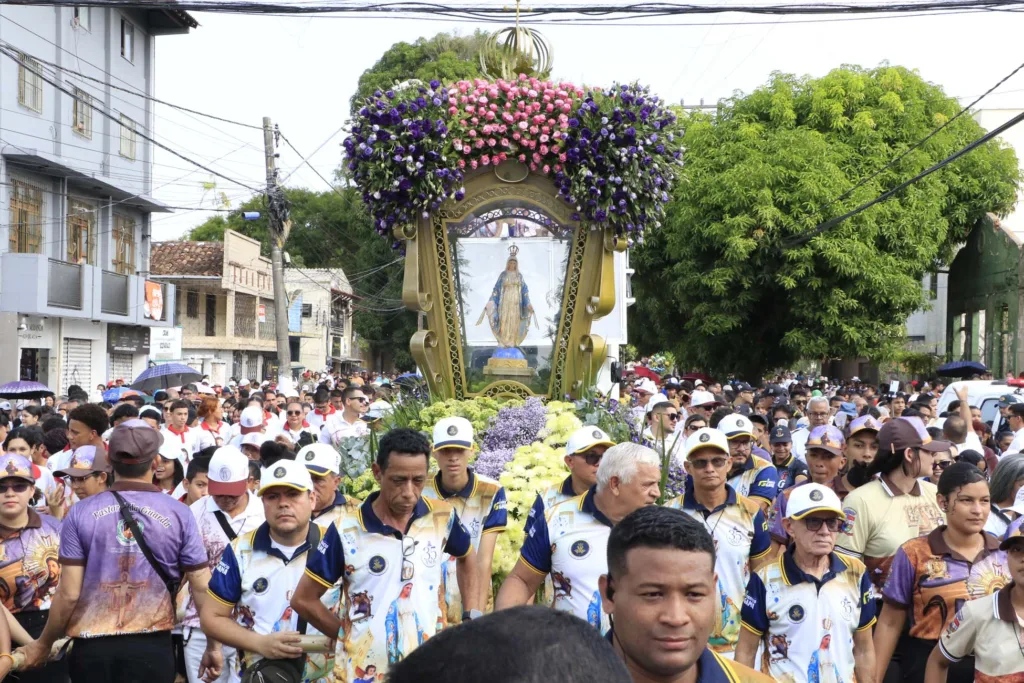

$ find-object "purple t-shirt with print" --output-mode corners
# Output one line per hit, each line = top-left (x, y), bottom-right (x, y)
(59, 482), (208, 638)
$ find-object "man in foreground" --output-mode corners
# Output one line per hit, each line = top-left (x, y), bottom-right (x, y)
(600, 505), (773, 683)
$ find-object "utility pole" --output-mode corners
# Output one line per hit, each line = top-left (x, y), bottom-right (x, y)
(263, 117), (292, 386)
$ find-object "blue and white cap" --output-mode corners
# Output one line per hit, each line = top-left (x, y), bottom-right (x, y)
(298, 443), (340, 476)
(432, 416), (474, 451)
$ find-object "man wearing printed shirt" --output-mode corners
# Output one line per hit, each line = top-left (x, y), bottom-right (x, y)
(180, 447), (265, 683)
(525, 426), (615, 531)
(20, 420), (217, 683)
(297, 443), (359, 526)
(319, 387), (369, 445)
(736, 484), (877, 683)
(495, 442), (661, 633)
(718, 414), (779, 513)
(201, 460), (335, 683)
(422, 417), (506, 622)
(601, 506), (774, 683)
(290, 428), (479, 682)
(665, 428), (773, 657)
(768, 426), (849, 553)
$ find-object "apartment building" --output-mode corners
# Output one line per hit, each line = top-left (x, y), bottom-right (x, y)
(284, 268), (359, 374)
(0, 4), (194, 391)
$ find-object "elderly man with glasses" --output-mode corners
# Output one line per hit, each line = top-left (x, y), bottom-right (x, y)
(792, 396), (832, 461)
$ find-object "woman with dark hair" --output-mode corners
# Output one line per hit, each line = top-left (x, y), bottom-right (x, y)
(17, 405), (41, 428)
(3, 428), (63, 519)
(875, 463), (1008, 683)
(153, 439), (186, 497)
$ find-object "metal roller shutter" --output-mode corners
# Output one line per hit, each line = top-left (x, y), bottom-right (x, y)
(62, 338), (92, 392)
(108, 353), (133, 384)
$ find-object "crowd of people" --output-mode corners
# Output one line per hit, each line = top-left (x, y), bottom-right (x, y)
(0, 370), (1018, 683)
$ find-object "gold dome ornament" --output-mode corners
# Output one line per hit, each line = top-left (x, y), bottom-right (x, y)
(480, 0), (552, 80)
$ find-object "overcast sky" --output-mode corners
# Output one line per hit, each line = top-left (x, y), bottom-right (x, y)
(148, 7), (1024, 242)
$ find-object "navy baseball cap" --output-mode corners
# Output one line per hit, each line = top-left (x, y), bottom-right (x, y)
(769, 424), (792, 444)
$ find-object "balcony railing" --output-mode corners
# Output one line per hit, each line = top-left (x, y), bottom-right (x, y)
(47, 259), (82, 309)
(101, 270), (129, 315)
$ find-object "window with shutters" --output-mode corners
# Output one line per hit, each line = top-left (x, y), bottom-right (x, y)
(185, 291), (199, 319)
(8, 180), (43, 254)
(119, 115), (136, 160)
(17, 54), (43, 113)
(112, 215), (136, 275)
(301, 303), (312, 318)
(72, 88), (92, 138)
(120, 18), (134, 62)
(66, 200), (96, 265)
(205, 293), (216, 336)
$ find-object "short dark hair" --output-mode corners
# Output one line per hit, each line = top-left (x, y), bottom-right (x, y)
(937, 461), (988, 497)
(1010, 404), (1024, 418)
(68, 404), (109, 436)
(122, 395), (146, 408)
(20, 405), (42, 419)
(169, 399), (191, 413)
(376, 428), (430, 471)
(956, 449), (984, 467)
(41, 428), (68, 456)
(4, 426), (43, 450)
(260, 441), (294, 468)
(342, 386), (364, 401)
(186, 455), (211, 480)
(707, 406), (734, 429)
(683, 413), (707, 429)
(111, 403), (140, 423)
(385, 606), (631, 683)
(607, 506), (716, 582)
(330, 388), (344, 399)
(40, 416), (64, 433)
(248, 461), (261, 481)
(113, 460), (153, 479)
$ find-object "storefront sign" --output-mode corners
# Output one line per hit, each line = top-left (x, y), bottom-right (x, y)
(108, 325), (151, 354)
(150, 327), (182, 361)
(17, 317), (53, 349)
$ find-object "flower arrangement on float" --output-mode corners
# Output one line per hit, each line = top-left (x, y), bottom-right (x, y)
(344, 75), (683, 245)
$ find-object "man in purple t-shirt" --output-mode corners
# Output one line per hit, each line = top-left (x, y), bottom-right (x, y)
(18, 419), (220, 683)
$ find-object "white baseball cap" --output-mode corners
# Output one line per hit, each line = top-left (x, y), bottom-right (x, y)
(208, 446), (249, 496)
(259, 458), (313, 496)
(298, 443), (340, 476)
(717, 414), (754, 440)
(241, 432), (268, 448)
(1009, 485), (1024, 517)
(684, 428), (730, 459)
(0, 402), (11, 411)
(157, 438), (189, 463)
(565, 426), (615, 456)
(432, 416), (474, 451)
(239, 405), (264, 430)
(786, 483), (844, 520)
(634, 378), (657, 395)
(644, 394), (671, 416)
(239, 378), (251, 388)
(690, 390), (719, 408)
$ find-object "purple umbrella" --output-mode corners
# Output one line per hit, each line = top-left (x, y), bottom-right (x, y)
(0, 381), (54, 399)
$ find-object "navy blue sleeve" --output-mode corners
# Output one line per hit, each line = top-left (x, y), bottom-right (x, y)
(740, 572), (769, 635)
(305, 521), (345, 588)
(208, 544), (243, 605)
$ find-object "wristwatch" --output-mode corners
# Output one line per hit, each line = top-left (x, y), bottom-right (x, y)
(462, 609), (483, 621)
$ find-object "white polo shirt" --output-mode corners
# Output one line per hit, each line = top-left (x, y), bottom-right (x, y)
(319, 412), (368, 444)
(161, 425), (201, 462)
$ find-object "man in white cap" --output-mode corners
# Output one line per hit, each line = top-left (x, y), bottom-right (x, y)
(228, 405), (269, 449)
(181, 446), (264, 683)
(524, 426), (615, 529)
(735, 483), (876, 683)
(719, 413), (779, 513)
(201, 459), (336, 683)
(643, 395), (686, 468)
(423, 417), (507, 623)
(496, 442), (660, 632)
(630, 378), (658, 428)
(297, 443), (358, 525)
(690, 390), (721, 421)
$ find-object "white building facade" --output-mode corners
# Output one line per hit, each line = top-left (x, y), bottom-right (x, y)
(0, 4), (193, 392)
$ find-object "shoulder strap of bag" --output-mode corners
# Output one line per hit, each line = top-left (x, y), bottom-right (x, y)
(992, 503), (1013, 525)
(111, 490), (179, 597)
(212, 510), (238, 541)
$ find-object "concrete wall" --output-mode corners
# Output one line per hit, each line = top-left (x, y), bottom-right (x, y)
(905, 272), (948, 355)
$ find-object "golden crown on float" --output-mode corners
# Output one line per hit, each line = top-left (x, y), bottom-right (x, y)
(343, 13), (683, 400)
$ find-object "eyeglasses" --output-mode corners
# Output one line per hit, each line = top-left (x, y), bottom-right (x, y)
(69, 473), (99, 484)
(287, 410), (303, 416)
(688, 456), (729, 470)
(0, 482), (31, 494)
(401, 536), (418, 581)
(932, 460), (953, 471)
(663, 413), (682, 421)
(350, 397), (369, 404)
(573, 452), (603, 466)
(808, 412), (830, 419)
(803, 517), (842, 532)
(685, 423), (706, 432)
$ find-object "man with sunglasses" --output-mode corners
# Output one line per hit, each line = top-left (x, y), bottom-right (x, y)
(665, 428), (772, 657)
(719, 414), (779, 514)
(735, 484), (877, 683)
(291, 428), (478, 681)
(642, 398), (685, 468)
(319, 386), (369, 445)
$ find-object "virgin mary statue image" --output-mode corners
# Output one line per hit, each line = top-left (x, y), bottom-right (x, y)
(474, 244), (538, 348)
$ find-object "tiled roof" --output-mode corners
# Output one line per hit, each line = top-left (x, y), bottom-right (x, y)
(150, 241), (224, 276)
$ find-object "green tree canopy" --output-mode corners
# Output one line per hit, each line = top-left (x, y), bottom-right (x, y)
(629, 64), (1020, 379)
(349, 31), (487, 114)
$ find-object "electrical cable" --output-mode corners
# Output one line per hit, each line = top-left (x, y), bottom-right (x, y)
(278, 127), (346, 185)
(788, 109), (1024, 246)
(1, 48), (262, 193)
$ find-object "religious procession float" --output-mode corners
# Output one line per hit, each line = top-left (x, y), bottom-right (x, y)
(338, 24), (683, 586)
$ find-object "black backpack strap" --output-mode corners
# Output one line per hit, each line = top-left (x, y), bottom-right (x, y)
(111, 490), (180, 597)
(213, 510), (238, 541)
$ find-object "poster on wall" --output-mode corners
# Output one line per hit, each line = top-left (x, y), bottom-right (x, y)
(258, 304), (267, 323)
(143, 281), (164, 321)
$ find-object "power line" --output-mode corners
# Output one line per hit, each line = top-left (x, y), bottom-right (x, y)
(278, 126), (345, 185)
(788, 110), (1024, 246)
(1, 48), (262, 193)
